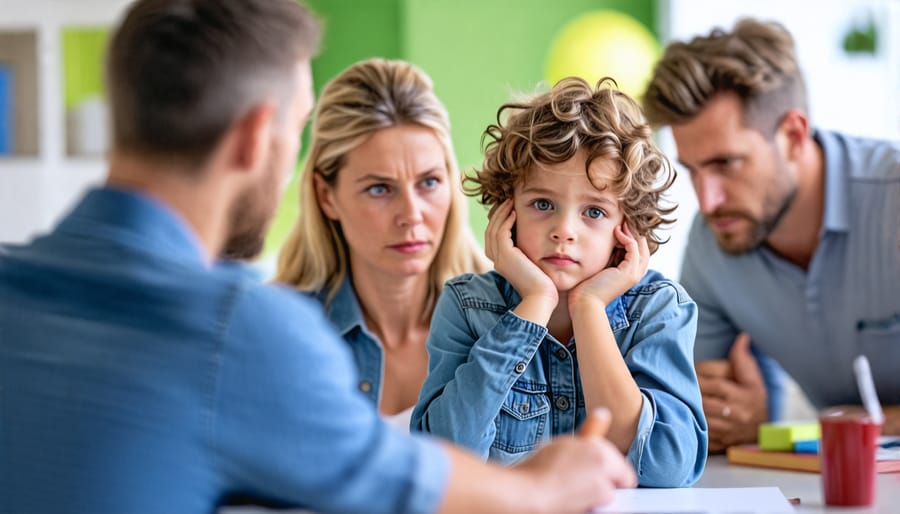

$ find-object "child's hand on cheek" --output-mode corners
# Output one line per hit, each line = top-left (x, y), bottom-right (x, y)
(569, 223), (650, 309)
(485, 199), (558, 323)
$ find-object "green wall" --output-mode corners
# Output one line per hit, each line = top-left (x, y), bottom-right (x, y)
(403, 0), (655, 238)
(306, 0), (403, 91)
(281, 0), (657, 249)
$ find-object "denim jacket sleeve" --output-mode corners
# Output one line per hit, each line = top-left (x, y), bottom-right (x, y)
(410, 278), (548, 458)
(620, 280), (707, 487)
(217, 283), (449, 513)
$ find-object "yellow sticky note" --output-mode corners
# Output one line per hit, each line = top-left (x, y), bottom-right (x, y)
(758, 422), (821, 451)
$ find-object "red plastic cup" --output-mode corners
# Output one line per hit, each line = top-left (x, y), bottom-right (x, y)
(819, 407), (882, 506)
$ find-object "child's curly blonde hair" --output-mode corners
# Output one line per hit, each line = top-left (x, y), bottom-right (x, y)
(465, 77), (676, 255)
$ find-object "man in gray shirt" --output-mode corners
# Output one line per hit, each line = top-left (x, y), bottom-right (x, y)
(642, 18), (900, 452)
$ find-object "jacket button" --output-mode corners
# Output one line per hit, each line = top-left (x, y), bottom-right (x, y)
(555, 396), (570, 410)
(359, 380), (372, 393)
(519, 403), (530, 414)
(514, 362), (526, 374)
(555, 348), (568, 360)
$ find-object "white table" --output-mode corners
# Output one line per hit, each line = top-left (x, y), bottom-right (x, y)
(697, 455), (900, 513)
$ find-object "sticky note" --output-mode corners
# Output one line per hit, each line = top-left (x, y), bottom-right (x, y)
(758, 422), (821, 451)
(793, 439), (819, 454)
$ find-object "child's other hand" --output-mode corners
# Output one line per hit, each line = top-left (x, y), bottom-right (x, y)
(485, 200), (558, 317)
(569, 223), (649, 309)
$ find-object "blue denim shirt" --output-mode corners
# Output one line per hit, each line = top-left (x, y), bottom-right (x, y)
(0, 188), (448, 514)
(411, 270), (707, 487)
(682, 129), (900, 409)
(313, 278), (386, 406)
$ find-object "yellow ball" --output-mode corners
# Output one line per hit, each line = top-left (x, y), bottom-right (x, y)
(545, 11), (660, 98)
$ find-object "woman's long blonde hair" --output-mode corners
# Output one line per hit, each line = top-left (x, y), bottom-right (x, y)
(275, 58), (487, 321)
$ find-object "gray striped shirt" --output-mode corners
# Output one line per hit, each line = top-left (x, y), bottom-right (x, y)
(682, 129), (900, 409)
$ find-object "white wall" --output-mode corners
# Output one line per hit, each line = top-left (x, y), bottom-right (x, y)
(648, 0), (900, 280)
(0, 1), (131, 244)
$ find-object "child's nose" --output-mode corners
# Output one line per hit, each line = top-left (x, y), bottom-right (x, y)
(550, 219), (576, 243)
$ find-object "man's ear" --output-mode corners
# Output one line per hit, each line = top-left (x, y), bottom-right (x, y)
(313, 171), (339, 221)
(774, 109), (809, 162)
(232, 102), (277, 173)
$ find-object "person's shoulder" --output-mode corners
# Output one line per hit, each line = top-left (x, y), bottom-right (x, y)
(625, 269), (693, 307)
(823, 130), (900, 182)
(443, 270), (513, 309)
(224, 276), (351, 358)
(444, 271), (508, 291)
(234, 277), (325, 321)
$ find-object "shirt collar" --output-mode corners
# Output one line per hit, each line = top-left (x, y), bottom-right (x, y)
(815, 129), (851, 233)
(323, 277), (367, 337)
(57, 187), (208, 265)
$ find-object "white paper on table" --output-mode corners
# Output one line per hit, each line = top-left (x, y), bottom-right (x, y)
(592, 487), (793, 513)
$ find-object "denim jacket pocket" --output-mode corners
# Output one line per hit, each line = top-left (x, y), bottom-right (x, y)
(492, 382), (550, 454)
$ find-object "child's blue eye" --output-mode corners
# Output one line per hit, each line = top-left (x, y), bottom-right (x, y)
(366, 184), (390, 197)
(533, 199), (553, 211)
(585, 207), (605, 219)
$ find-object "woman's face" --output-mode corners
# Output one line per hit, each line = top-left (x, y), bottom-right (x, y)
(315, 125), (452, 280)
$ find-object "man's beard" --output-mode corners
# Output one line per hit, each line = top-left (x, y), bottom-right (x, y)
(221, 160), (279, 261)
(708, 177), (797, 255)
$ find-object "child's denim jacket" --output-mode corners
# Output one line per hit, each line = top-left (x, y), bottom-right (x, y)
(411, 270), (708, 487)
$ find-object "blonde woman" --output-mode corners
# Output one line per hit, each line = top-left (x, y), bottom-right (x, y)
(276, 58), (488, 428)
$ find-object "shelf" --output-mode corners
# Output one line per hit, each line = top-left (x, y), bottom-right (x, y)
(63, 27), (109, 158)
(0, 29), (39, 157)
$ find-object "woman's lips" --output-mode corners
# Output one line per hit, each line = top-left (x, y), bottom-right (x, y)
(389, 241), (428, 254)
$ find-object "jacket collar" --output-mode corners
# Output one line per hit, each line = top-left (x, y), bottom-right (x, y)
(57, 187), (207, 265)
(323, 277), (366, 337)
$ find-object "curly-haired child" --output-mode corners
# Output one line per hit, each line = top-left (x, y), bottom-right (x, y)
(411, 77), (707, 487)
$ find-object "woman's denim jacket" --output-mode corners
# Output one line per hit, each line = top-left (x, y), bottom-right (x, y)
(310, 279), (385, 406)
(410, 270), (708, 487)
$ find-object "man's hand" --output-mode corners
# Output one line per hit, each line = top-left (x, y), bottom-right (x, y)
(516, 409), (637, 512)
(881, 406), (900, 436)
(696, 333), (768, 453)
(438, 409), (636, 514)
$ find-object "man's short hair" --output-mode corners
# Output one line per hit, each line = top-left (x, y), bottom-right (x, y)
(106, 0), (320, 167)
(642, 18), (807, 136)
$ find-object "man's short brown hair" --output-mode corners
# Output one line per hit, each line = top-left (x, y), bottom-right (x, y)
(106, 0), (320, 167)
(642, 18), (807, 136)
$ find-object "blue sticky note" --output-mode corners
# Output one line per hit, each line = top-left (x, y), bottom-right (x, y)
(793, 439), (819, 454)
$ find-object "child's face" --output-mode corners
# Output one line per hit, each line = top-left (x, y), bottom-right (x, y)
(512, 152), (624, 293)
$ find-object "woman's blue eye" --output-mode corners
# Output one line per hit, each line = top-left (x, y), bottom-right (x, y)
(585, 207), (605, 219)
(533, 199), (552, 211)
(420, 177), (440, 190)
(366, 184), (389, 197)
